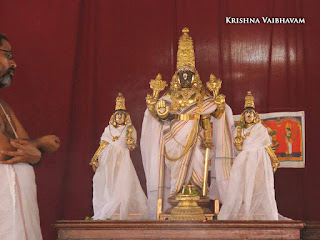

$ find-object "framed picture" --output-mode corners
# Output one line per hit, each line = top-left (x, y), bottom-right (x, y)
(234, 111), (305, 168)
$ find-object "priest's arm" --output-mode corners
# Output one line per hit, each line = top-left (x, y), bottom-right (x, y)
(0, 99), (60, 165)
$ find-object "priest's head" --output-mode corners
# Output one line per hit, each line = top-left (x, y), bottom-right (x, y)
(0, 33), (17, 88)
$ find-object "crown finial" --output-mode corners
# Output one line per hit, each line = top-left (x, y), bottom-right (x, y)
(182, 27), (189, 33)
(244, 91), (255, 109)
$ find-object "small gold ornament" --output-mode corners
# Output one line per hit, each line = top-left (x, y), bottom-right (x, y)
(191, 72), (203, 90)
(170, 74), (181, 91)
(109, 125), (126, 141)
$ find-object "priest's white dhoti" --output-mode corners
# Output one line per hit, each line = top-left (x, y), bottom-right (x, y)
(0, 163), (42, 240)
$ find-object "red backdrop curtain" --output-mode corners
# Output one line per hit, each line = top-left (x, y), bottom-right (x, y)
(0, 0), (319, 239)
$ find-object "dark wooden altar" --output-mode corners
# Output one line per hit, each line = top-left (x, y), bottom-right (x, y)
(54, 220), (305, 240)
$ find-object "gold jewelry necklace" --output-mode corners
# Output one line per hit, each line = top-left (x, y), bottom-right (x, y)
(109, 125), (126, 141)
(241, 124), (255, 139)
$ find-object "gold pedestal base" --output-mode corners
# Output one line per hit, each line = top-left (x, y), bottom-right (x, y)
(159, 213), (214, 221)
(159, 191), (214, 221)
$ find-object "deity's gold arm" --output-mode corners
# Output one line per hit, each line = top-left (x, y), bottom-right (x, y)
(201, 114), (213, 197)
(146, 95), (160, 119)
(126, 125), (136, 151)
(265, 145), (280, 173)
(212, 94), (226, 119)
(206, 75), (225, 119)
(234, 126), (244, 151)
(90, 141), (108, 172)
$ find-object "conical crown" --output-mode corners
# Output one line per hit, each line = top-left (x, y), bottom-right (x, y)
(177, 27), (196, 72)
(115, 92), (126, 111)
(244, 91), (255, 109)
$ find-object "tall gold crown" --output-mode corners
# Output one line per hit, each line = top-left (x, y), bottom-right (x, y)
(115, 92), (126, 111)
(177, 27), (196, 72)
(244, 91), (255, 109)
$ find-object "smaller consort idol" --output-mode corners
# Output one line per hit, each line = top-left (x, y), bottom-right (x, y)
(218, 91), (282, 220)
(90, 93), (148, 220)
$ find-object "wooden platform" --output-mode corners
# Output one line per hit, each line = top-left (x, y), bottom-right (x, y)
(301, 222), (320, 239)
(54, 220), (304, 240)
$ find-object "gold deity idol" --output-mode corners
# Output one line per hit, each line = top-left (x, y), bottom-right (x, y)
(144, 28), (231, 220)
(90, 93), (136, 171)
(235, 91), (280, 172)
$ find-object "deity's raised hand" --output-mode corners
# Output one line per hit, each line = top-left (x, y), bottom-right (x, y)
(156, 99), (169, 118)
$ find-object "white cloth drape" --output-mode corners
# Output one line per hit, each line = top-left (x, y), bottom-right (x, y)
(0, 163), (42, 240)
(218, 122), (279, 220)
(92, 124), (148, 220)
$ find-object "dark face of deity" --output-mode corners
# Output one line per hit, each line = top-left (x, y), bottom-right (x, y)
(115, 111), (126, 126)
(178, 70), (194, 88)
(244, 109), (255, 124)
(0, 39), (17, 88)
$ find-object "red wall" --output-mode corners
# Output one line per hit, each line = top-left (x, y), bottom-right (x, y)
(1, 1), (319, 239)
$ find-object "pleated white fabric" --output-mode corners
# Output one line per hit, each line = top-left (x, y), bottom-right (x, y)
(218, 122), (279, 220)
(92, 125), (148, 220)
(0, 163), (42, 240)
